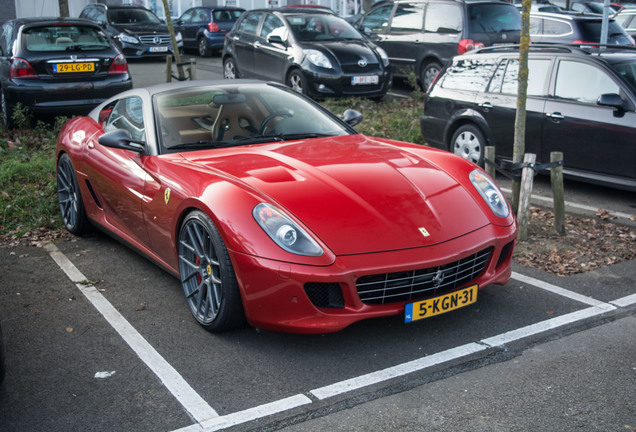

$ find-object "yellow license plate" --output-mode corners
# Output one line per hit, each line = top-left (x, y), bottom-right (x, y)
(54, 62), (95, 73)
(405, 284), (478, 323)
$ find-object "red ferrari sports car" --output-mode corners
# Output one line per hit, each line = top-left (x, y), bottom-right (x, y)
(56, 80), (516, 334)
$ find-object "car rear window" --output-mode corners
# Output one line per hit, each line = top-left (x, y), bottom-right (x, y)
(468, 4), (521, 33)
(579, 20), (626, 41)
(24, 25), (110, 52)
(213, 10), (243, 21)
(440, 58), (498, 91)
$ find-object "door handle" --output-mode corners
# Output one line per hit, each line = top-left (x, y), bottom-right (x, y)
(479, 102), (493, 110)
(546, 112), (564, 121)
(254, 41), (261, 49)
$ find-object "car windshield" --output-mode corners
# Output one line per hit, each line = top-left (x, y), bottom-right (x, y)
(24, 25), (110, 51)
(107, 8), (163, 25)
(610, 58), (636, 92)
(155, 83), (352, 152)
(287, 14), (363, 41)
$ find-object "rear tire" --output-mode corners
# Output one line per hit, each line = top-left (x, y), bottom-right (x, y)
(57, 153), (92, 235)
(198, 37), (212, 57)
(223, 57), (238, 79)
(451, 124), (486, 166)
(420, 61), (442, 92)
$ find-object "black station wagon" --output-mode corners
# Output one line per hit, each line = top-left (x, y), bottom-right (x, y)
(420, 45), (636, 191)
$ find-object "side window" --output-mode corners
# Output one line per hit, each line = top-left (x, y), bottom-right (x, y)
(0, 23), (13, 56)
(391, 3), (425, 32)
(193, 9), (208, 22)
(497, 59), (551, 96)
(238, 12), (263, 35)
(424, 3), (462, 33)
(361, 4), (393, 33)
(440, 58), (497, 91)
(554, 60), (619, 104)
(529, 17), (542, 35)
(180, 9), (194, 23)
(543, 19), (571, 36)
(260, 14), (287, 40)
(104, 96), (146, 141)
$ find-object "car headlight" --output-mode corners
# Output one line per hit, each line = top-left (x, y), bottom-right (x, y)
(175, 32), (183, 42)
(253, 203), (324, 256)
(376, 46), (389, 67)
(119, 33), (139, 44)
(470, 170), (510, 218)
(305, 49), (333, 69)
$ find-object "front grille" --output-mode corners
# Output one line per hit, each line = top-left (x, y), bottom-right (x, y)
(356, 248), (493, 305)
(138, 35), (171, 46)
(341, 63), (381, 74)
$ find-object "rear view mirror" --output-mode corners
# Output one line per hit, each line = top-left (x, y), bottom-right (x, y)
(341, 109), (363, 127)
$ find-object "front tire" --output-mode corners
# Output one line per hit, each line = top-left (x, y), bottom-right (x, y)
(178, 211), (246, 332)
(57, 153), (91, 235)
(451, 124), (486, 166)
(286, 69), (306, 95)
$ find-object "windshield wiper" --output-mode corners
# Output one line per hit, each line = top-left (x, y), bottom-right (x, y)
(168, 140), (231, 150)
(266, 132), (336, 141)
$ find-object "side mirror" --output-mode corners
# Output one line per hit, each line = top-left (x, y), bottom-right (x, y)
(98, 129), (145, 152)
(268, 35), (286, 46)
(598, 93), (627, 117)
(341, 109), (363, 127)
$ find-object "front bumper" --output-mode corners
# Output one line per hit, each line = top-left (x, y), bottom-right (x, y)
(230, 222), (516, 334)
(303, 68), (392, 99)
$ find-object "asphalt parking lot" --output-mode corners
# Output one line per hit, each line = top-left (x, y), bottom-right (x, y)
(0, 56), (635, 431)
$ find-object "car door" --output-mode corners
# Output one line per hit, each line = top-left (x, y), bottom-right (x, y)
(476, 56), (551, 161)
(83, 96), (150, 246)
(542, 58), (636, 181)
(175, 8), (196, 49)
(230, 11), (264, 77)
(253, 13), (289, 81)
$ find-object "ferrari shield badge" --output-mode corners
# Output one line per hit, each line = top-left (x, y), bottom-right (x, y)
(164, 188), (171, 205)
(419, 227), (430, 237)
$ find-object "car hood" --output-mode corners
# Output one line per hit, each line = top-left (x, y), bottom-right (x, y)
(303, 40), (380, 65)
(110, 23), (170, 35)
(182, 135), (491, 255)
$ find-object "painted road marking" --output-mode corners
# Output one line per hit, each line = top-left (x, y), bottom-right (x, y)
(45, 243), (633, 432)
(44, 243), (219, 424)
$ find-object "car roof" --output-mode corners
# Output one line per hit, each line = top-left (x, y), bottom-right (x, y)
(470, 43), (636, 57)
(531, 11), (614, 20)
(246, 7), (336, 15)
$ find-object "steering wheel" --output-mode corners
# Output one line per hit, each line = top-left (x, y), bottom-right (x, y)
(258, 111), (292, 135)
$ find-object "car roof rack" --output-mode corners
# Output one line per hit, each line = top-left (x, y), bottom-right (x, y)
(474, 43), (636, 55)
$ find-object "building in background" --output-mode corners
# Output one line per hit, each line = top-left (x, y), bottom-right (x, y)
(1, 0), (362, 22)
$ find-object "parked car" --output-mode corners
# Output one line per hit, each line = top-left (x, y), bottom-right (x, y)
(222, 8), (392, 99)
(529, 12), (635, 45)
(55, 80), (516, 333)
(420, 44), (636, 191)
(174, 7), (244, 57)
(0, 17), (132, 128)
(615, 8), (636, 37)
(79, 4), (183, 59)
(357, 0), (521, 90)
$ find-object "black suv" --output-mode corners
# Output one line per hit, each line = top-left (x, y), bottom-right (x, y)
(420, 45), (636, 191)
(79, 4), (183, 58)
(530, 12), (634, 46)
(357, 0), (521, 89)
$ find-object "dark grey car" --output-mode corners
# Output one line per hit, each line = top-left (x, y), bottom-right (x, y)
(420, 45), (636, 191)
(357, 0), (521, 90)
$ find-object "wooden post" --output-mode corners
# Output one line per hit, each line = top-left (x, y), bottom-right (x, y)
(188, 58), (197, 80)
(166, 55), (173, 82)
(485, 146), (496, 179)
(517, 153), (536, 241)
(551, 151), (566, 236)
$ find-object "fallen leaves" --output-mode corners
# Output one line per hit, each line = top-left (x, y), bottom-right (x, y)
(514, 207), (636, 276)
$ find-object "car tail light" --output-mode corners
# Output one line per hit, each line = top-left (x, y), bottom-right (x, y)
(458, 39), (485, 54)
(108, 54), (129, 75)
(9, 58), (37, 79)
(208, 22), (220, 32)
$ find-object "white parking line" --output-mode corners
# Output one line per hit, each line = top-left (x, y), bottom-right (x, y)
(45, 243), (633, 432)
(44, 243), (219, 424)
